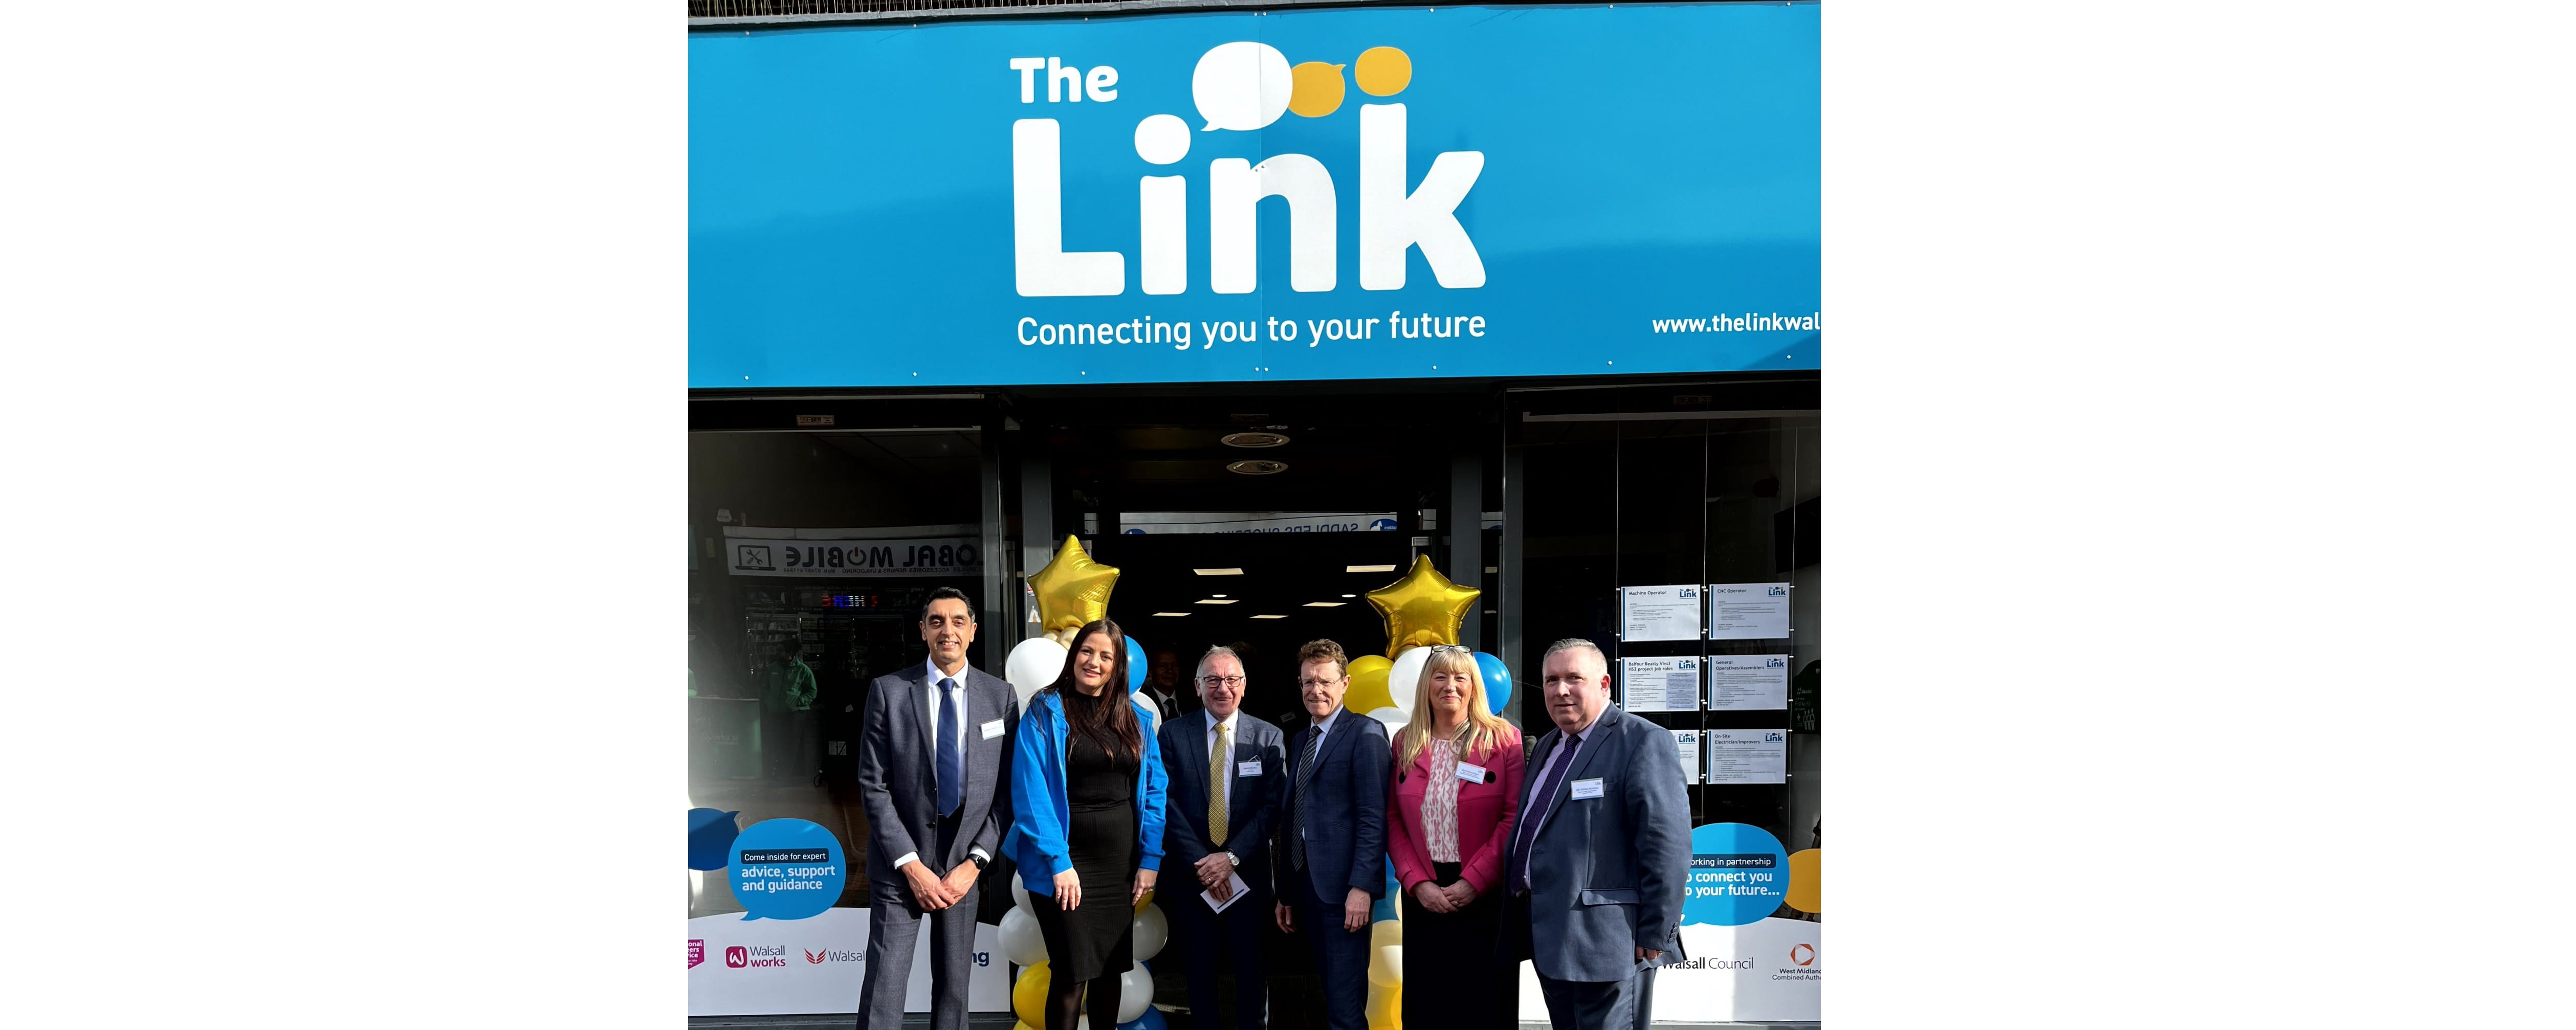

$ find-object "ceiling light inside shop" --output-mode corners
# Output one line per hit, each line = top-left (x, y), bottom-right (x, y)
(1226, 459), (1289, 475)
(1220, 431), (1291, 449)
(1304, 601), (1346, 607)
(1250, 614), (1288, 619)
(1347, 565), (1396, 573)
(1210, 593), (1227, 597)
(1195, 598), (1238, 604)
(1341, 593), (1357, 598)
(1153, 612), (1191, 617)
(1195, 568), (1245, 576)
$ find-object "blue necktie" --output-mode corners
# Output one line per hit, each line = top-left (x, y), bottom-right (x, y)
(937, 678), (963, 817)
(1507, 732), (1583, 895)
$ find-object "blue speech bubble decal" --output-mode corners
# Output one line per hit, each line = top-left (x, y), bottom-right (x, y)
(689, 808), (742, 871)
(1680, 822), (1791, 927)
(728, 817), (846, 921)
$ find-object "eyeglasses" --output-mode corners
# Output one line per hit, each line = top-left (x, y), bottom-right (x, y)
(1428, 644), (1471, 655)
(1199, 675), (1246, 688)
(1296, 677), (1346, 689)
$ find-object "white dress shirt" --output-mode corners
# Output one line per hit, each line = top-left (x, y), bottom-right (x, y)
(892, 657), (992, 870)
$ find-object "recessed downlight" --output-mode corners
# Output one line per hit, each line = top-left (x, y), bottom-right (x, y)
(1346, 564), (1397, 573)
(1226, 459), (1289, 476)
(1303, 601), (1347, 608)
(1153, 612), (1191, 617)
(1194, 567), (1245, 576)
(1194, 598), (1238, 605)
(1220, 431), (1291, 449)
(1250, 614), (1288, 620)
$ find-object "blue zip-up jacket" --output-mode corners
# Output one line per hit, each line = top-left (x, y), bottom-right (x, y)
(1009, 688), (1168, 894)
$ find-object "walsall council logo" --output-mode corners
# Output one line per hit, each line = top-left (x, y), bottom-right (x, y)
(1789, 943), (1816, 967)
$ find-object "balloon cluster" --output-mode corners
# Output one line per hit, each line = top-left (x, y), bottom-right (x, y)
(1001, 878), (1169, 1030)
(1006, 536), (1155, 711)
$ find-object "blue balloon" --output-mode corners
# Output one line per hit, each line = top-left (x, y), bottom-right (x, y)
(1126, 635), (1150, 691)
(1473, 651), (1513, 715)
(1118, 1006), (1169, 1030)
(688, 808), (741, 871)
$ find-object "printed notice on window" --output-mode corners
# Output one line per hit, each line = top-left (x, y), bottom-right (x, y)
(1620, 585), (1702, 642)
(1705, 654), (1790, 710)
(1619, 656), (1701, 713)
(1705, 729), (1788, 785)
(1706, 583), (1792, 639)
(1674, 729), (1704, 785)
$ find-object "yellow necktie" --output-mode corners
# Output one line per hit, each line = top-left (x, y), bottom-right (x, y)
(1208, 722), (1231, 846)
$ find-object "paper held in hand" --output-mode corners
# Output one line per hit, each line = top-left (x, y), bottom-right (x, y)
(1202, 872), (1251, 913)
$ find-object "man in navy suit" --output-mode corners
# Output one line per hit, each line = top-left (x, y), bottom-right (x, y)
(1504, 638), (1690, 1030)
(851, 588), (1018, 1030)
(1157, 645), (1289, 1030)
(1274, 638), (1390, 1030)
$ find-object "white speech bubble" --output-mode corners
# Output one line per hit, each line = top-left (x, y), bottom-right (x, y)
(1191, 41), (1293, 132)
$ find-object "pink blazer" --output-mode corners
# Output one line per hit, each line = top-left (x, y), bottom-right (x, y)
(1385, 726), (1526, 896)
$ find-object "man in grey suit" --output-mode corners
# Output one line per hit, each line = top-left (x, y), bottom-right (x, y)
(1156, 645), (1288, 1030)
(1504, 638), (1689, 1030)
(1274, 638), (1389, 1030)
(852, 587), (1018, 1030)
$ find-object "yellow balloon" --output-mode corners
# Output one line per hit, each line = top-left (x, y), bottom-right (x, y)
(1134, 887), (1156, 912)
(1345, 654), (1395, 714)
(1027, 535), (1121, 637)
(1366, 981), (1402, 1029)
(1355, 46), (1412, 97)
(1011, 962), (1052, 1027)
(1786, 848), (1821, 914)
(1289, 61), (1347, 117)
(1364, 556), (1481, 657)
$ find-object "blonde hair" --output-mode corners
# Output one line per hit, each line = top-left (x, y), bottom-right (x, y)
(1393, 647), (1515, 769)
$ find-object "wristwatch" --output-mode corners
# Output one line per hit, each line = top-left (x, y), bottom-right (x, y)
(966, 854), (988, 870)
(1222, 850), (1240, 867)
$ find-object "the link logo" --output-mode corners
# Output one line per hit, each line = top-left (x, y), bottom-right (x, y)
(1010, 43), (1484, 297)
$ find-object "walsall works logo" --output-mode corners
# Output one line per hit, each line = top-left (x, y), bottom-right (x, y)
(1010, 43), (1484, 299)
(725, 944), (788, 969)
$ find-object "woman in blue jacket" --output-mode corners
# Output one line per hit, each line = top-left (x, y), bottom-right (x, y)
(1011, 618), (1166, 1030)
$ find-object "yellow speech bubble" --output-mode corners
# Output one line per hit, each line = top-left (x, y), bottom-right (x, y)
(1355, 47), (1412, 97)
(1290, 61), (1347, 117)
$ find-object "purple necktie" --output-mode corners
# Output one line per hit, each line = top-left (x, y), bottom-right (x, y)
(1507, 732), (1583, 895)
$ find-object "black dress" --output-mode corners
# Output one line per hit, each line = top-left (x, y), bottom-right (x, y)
(1031, 691), (1139, 983)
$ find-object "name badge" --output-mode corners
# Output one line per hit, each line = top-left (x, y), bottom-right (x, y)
(1456, 762), (1491, 785)
(980, 719), (1006, 740)
(1237, 760), (1264, 777)
(1570, 777), (1605, 800)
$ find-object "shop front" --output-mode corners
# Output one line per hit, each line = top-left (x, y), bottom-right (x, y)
(689, 2), (1818, 1024)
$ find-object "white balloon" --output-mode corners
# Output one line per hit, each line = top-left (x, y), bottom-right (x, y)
(1117, 964), (1154, 1022)
(1365, 706), (1408, 729)
(1012, 877), (1034, 915)
(1131, 903), (1169, 961)
(999, 906), (1049, 967)
(1007, 637), (1071, 709)
(1190, 41), (1292, 132)
(1386, 646), (1430, 714)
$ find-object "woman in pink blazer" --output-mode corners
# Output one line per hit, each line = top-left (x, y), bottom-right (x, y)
(1385, 645), (1526, 1030)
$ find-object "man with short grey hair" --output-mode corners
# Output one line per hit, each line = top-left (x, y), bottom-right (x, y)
(1504, 638), (1690, 1030)
(1156, 644), (1287, 1030)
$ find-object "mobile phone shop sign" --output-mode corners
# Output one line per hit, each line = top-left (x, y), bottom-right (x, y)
(690, 3), (1818, 388)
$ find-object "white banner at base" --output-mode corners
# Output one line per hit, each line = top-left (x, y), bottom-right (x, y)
(687, 908), (1007, 1016)
(1515, 917), (1819, 1023)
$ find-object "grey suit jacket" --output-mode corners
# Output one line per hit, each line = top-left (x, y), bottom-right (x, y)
(853, 662), (1019, 879)
(1156, 711), (1289, 896)
(1512, 704), (1691, 982)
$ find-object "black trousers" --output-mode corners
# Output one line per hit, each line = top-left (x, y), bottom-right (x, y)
(1399, 862), (1515, 1030)
(1168, 876), (1270, 1030)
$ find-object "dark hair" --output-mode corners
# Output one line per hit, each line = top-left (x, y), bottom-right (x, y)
(1296, 638), (1350, 679)
(918, 587), (974, 624)
(1046, 619), (1143, 759)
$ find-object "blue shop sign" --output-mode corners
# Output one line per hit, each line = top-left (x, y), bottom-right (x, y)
(691, 2), (1818, 388)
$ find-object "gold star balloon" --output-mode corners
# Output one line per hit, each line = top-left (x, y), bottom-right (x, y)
(1364, 555), (1482, 657)
(1027, 534), (1121, 641)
